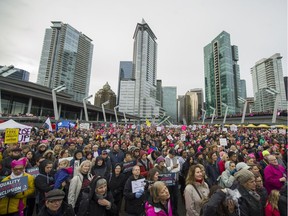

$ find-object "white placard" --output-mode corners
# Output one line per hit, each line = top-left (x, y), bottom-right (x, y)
(80, 123), (90, 130)
(222, 128), (228, 132)
(167, 135), (173, 140)
(131, 178), (145, 193)
(181, 134), (186, 141)
(279, 129), (286, 134)
(157, 126), (162, 132)
(230, 125), (237, 131)
(219, 138), (227, 146)
(192, 125), (197, 131)
(207, 129), (210, 133)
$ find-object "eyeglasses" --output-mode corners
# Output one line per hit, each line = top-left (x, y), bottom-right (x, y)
(48, 199), (62, 204)
(13, 168), (24, 171)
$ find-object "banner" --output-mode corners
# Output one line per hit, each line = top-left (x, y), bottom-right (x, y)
(18, 127), (32, 143)
(0, 176), (28, 198)
(158, 173), (176, 186)
(43, 118), (53, 131)
(5, 128), (19, 144)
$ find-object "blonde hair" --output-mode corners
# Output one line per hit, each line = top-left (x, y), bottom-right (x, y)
(78, 160), (92, 173)
(150, 181), (167, 203)
(58, 159), (69, 167)
(186, 164), (203, 185)
(266, 190), (280, 210)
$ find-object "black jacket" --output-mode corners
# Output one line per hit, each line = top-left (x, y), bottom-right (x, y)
(87, 191), (117, 216)
(108, 173), (126, 203)
(278, 184), (287, 216)
(238, 185), (264, 216)
(37, 201), (75, 216)
(123, 175), (145, 215)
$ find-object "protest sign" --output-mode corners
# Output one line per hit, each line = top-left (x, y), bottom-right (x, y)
(5, 128), (19, 144)
(279, 129), (286, 135)
(0, 176), (28, 198)
(181, 134), (186, 141)
(19, 127), (32, 143)
(80, 123), (90, 130)
(222, 128), (228, 132)
(26, 167), (39, 177)
(219, 138), (228, 146)
(131, 178), (145, 193)
(158, 173), (176, 186)
(157, 126), (162, 132)
(167, 135), (173, 140)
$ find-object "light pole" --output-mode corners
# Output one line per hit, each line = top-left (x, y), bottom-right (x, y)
(222, 102), (229, 124)
(114, 105), (119, 123)
(101, 100), (110, 122)
(265, 87), (280, 124)
(52, 85), (66, 121)
(201, 108), (206, 124)
(238, 96), (247, 124)
(209, 106), (216, 124)
(123, 112), (127, 124)
(83, 95), (93, 121)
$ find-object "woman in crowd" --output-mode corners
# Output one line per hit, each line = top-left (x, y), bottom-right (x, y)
(184, 164), (210, 216)
(218, 161), (236, 188)
(108, 163), (126, 216)
(154, 156), (169, 174)
(206, 151), (220, 186)
(234, 169), (264, 216)
(255, 174), (268, 211)
(87, 176), (117, 216)
(145, 181), (173, 216)
(91, 156), (110, 180)
(25, 150), (37, 167)
(138, 150), (153, 178)
(265, 190), (280, 216)
(68, 160), (93, 214)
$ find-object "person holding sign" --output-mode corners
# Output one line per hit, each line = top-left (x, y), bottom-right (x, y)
(0, 158), (35, 216)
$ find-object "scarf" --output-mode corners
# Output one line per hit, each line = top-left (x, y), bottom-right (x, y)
(248, 190), (261, 201)
(10, 172), (23, 179)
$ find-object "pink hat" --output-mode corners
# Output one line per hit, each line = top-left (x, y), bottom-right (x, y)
(11, 158), (27, 168)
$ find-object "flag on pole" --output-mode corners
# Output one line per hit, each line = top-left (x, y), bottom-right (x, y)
(43, 118), (53, 131)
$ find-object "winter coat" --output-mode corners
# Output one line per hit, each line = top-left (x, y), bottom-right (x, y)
(35, 160), (54, 208)
(91, 156), (110, 180)
(37, 201), (75, 216)
(87, 191), (117, 216)
(108, 173), (126, 203)
(206, 162), (220, 186)
(218, 161), (235, 188)
(0, 155), (20, 176)
(278, 184), (287, 216)
(0, 173), (35, 215)
(53, 167), (73, 189)
(68, 172), (93, 208)
(184, 182), (209, 216)
(265, 203), (280, 216)
(145, 199), (173, 216)
(138, 159), (153, 178)
(237, 185), (264, 216)
(264, 164), (286, 194)
(109, 150), (125, 168)
(124, 175), (146, 215)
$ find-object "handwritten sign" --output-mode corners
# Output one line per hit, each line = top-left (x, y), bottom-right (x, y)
(131, 178), (145, 193)
(19, 127), (31, 143)
(219, 138), (228, 146)
(0, 176), (28, 198)
(158, 173), (176, 186)
(5, 128), (19, 144)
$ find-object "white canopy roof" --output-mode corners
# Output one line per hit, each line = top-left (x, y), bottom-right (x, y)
(0, 119), (32, 130)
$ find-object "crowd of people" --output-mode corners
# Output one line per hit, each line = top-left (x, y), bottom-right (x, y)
(0, 123), (287, 216)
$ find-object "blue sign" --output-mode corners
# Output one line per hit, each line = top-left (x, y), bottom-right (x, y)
(158, 173), (176, 186)
(0, 176), (28, 198)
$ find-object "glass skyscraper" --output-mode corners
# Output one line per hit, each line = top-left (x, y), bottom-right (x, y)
(251, 53), (287, 112)
(37, 21), (93, 102)
(117, 61), (133, 105)
(204, 31), (241, 116)
(162, 87), (177, 123)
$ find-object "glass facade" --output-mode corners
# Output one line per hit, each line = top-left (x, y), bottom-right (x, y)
(162, 87), (177, 123)
(204, 31), (240, 116)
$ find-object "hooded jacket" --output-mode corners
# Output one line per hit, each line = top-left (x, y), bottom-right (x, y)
(91, 156), (109, 180)
(145, 198), (173, 216)
(54, 167), (73, 189)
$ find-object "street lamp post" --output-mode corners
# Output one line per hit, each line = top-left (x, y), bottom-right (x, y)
(265, 88), (280, 124)
(101, 100), (110, 122)
(123, 112), (127, 124)
(52, 85), (66, 121)
(238, 96), (247, 124)
(83, 95), (93, 121)
(209, 106), (216, 124)
(222, 102), (229, 124)
(201, 108), (206, 124)
(114, 105), (119, 123)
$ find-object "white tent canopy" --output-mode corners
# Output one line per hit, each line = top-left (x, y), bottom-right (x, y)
(0, 119), (32, 130)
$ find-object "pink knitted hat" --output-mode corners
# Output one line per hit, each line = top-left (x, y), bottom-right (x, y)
(11, 158), (27, 168)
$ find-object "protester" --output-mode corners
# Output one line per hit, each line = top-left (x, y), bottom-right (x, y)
(0, 158), (35, 216)
(145, 181), (173, 216)
(37, 189), (75, 216)
(184, 164), (210, 216)
(234, 169), (264, 215)
(68, 160), (93, 213)
(218, 161), (236, 188)
(124, 165), (145, 216)
(265, 190), (280, 216)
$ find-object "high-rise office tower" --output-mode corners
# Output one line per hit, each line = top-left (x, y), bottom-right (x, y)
(284, 77), (288, 101)
(37, 21), (93, 102)
(132, 19), (159, 118)
(240, 80), (247, 99)
(251, 53), (287, 112)
(117, 61), (133, 105)
(162, 87), (177, 123)
(0, 66), (30, 81)
(184, 88), (204, 124)
(204, 31), (241, 116)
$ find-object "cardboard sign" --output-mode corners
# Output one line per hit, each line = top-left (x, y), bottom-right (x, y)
(157, 126), (162, 132)
(26, 167), (39, 178)
(5, 128), (19, 144)
(279, 129), (286, 135)
(219, 138), (228, 146)
(230, 125), (237, 132)
(158, 173), (176, 186)
(131, 178), (145, 193)
(18, 127), (31, 143)
(0, 176), (28, 198)
(181, 134), (186, 141)
(222, 128), (228, 132)
(80, 123), (90, 130)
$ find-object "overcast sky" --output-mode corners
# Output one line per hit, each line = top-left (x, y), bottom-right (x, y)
(0, 0), (286, 102)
